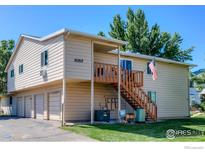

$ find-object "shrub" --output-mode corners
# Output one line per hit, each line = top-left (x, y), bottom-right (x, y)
(191, 103), (205, 112)
(200, 102), (205, 111)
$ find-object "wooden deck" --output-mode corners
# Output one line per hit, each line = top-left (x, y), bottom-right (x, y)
(94, 62), (144, 87)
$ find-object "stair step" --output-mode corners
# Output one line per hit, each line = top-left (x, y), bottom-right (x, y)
(112, 83), (157, 121)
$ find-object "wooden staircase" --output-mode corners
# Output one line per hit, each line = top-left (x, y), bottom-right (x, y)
(94, 62), (157, 121)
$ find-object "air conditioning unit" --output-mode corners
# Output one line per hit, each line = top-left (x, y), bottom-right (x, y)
(40, 69), (47, 78)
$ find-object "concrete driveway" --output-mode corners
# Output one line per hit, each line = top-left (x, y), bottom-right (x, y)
(0, 117), (95, 141)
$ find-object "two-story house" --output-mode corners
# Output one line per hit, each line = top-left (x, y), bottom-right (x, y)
(5, 28), (195, 124)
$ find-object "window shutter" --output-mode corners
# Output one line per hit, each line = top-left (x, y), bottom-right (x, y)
(21, 65), (23, 73)
(41, 52), (44, 67)
(147, 62), (152, 74)
(45, 50), (48, 65)
(153, 92), (156, 103)
(147, 62), (149, 74)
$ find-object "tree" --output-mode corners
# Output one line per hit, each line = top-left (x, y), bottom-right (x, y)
(0, 40), (14, 94)
(97, 31), (106, 37)
(108, 8), (193, 62)
(126, 9), (149, 54)
(160, 33), (193, 62)
(109, 14), (126, 50)
(146, 24), (164, 56)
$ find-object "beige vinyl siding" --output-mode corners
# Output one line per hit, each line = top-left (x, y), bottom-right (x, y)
(94, 51), (189, 118)
(65, 38), (92, 80)
(65, 82), (120, 121)
(7, 35), (64, 92)
(94, 51), (117, 65)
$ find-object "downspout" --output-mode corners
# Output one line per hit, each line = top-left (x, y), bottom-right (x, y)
(91, 41), (94, 124)
(118, 47), (121, 122)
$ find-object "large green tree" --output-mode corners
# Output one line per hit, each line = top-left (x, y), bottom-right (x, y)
(126, 8), (149, 54)
(0, 40), (14, 94)
(108, 8), (194, 62)
(109, 14), (126, 50)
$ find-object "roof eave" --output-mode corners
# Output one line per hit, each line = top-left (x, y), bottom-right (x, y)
(67, 28), (127, 45)
(109, 50), (197, 67)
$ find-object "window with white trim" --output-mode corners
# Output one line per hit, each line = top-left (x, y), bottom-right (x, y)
(19, 64), (24, 74)
(10, 69), (14, 78)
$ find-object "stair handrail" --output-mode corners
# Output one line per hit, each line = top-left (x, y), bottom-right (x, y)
(120, 68), (157, 120)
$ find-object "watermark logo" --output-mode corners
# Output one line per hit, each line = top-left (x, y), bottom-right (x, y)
(166, 129), (176, 139)
(166, 129), (205, 139)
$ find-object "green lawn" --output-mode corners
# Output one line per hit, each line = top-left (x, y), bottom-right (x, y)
(62, 114), (205, 141)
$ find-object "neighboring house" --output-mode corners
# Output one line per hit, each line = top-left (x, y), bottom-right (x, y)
(193, 68), (205, 76)
(5, 28), (196, 124)
(200, 89), (205, 102)
(189, 88), (201, 105)
(192, 68), (205, 87)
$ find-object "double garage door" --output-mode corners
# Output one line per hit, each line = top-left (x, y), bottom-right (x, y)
(16, 92), (61, 121)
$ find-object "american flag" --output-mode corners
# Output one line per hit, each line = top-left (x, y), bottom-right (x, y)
(149, 60), (158, 80)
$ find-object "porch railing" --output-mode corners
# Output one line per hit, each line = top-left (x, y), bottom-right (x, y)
(94, 62), (143, 87)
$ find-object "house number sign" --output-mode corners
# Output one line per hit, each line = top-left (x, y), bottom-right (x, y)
(74, 58), (84, 63)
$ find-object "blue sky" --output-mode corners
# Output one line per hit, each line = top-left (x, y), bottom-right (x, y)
(0, 6), (204, 71)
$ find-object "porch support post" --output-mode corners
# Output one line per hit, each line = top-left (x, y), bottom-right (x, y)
(91, 41), (94, 124)
(118, 47), (121, 122)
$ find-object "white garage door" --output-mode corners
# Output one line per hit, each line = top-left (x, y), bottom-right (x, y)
(48, 92), (61, 120)
(35, 94), (44, 119)
(17, 97), (24, 117)
(25, 96), (32, 118)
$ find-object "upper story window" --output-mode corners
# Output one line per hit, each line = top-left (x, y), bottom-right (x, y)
(41, 50), (48, 67)
(147, 61), (155, 74)
(10, 69), (14, 78)
(19, 64), (24, 74)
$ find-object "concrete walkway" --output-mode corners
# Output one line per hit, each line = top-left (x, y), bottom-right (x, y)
(0, 117), (95, 141)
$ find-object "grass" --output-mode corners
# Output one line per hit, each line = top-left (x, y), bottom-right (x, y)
(62, 114), (205, 141)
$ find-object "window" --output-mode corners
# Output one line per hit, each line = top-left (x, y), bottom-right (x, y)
(41, 50), (48, 67)
(120, 59), (132, 71)
(10, 69), (14, 78)
(19, 64), (24, 74)
(9, 96), (12, 105)
(147, 61), (155, 74)
(148, 91), (156, 103)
